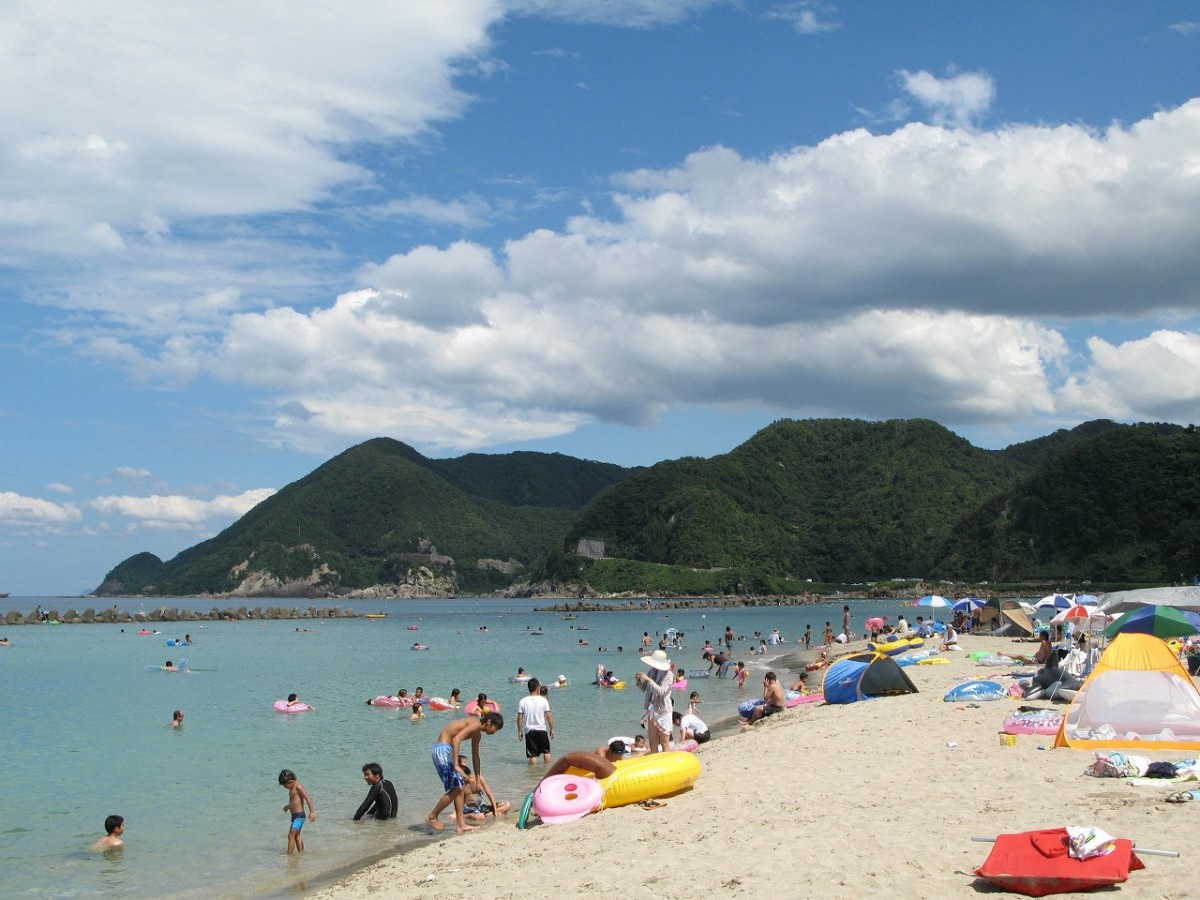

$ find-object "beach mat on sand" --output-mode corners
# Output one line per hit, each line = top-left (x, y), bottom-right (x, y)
(974, 828), (1144, 896)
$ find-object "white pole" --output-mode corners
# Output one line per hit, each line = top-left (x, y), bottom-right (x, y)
(970, 836), (1179, 858)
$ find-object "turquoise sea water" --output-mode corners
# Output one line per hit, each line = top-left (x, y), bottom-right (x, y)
(0, 595), (913, 899)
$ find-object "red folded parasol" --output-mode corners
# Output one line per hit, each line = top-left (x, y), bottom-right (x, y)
(974, 828), (1144, 896)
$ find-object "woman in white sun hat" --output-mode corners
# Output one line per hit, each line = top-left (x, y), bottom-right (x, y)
(634, 649), (674, 753)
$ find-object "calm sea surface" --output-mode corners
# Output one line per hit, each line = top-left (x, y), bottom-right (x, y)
(0, 594), (915, 899)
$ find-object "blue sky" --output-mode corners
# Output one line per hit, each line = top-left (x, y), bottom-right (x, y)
(3, 1), (1200, 596)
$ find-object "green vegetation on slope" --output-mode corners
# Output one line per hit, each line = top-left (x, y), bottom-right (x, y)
(99, 419), (1200, 598)
(559, 419), (1023, 582)
(934, 425), (1200, 583)
(99, 438), (633, 596)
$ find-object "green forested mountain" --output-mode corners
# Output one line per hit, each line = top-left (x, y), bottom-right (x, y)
(96, 419), (1200, 598)
(933, 424), (1200, 583)
(559, 418), (1024, 583)
(96, 438), (634, 596)
(997, 419), (1183, 474)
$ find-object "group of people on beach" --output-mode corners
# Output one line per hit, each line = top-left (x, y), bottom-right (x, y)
(90, 612), (801, 860)
(118, 618), (813, 857)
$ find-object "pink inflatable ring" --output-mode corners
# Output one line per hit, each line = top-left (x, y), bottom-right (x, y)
(532, 775), (604, 825)
(1002, 712), (1062, 736)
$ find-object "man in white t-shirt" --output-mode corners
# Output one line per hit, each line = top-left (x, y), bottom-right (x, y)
(516, 678), (555, 765)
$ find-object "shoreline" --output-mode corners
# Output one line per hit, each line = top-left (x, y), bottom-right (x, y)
(305, 633), (1190, 899)
(288, 633), (864, 900)
(280, 639), (828, 899)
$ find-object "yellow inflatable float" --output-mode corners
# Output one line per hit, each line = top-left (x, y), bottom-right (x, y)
(868, 636), (925, 656)
(525, 750), (702, 825)
(601, 752), (701, 808)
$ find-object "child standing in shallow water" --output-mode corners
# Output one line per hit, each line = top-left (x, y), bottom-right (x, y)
(687, 691), (701, 716)
(733, 661), (749, 686)
(278, 769), (316, 854)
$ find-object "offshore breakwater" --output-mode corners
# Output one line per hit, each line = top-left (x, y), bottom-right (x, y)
(2, 603), (361, 625)
(533, 594), (831, 612)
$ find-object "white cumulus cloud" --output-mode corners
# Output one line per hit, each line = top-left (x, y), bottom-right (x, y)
(196, 98), (1200, 454)
(897, 69), (996, 129)
(0, 492), (83, 527)
(1058, 330), (1200, 420)
(91, 488), (276, 530)
(0, 0), (500, 324)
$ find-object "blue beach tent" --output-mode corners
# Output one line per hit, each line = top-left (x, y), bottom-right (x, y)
(823, 652), (919, 704)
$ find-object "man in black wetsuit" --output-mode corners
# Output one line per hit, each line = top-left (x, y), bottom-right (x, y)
(354, 762), (398, 820)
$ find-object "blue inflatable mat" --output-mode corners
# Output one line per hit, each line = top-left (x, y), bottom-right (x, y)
(738, 698), (765, 717)
(943, 679), (1007, 702)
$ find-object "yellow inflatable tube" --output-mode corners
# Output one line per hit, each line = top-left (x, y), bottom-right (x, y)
(549, 750), (702, 808)
(599, 752), (701, 808)
(868, 636), (925, 656)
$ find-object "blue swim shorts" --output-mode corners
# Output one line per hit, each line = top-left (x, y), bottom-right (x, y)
(290, 812), (306, 832)
(432, 742), (465, 793)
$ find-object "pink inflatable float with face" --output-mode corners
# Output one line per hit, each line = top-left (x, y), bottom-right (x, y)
(532, 775), (604, 824)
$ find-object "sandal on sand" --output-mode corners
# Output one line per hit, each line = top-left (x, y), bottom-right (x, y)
(1166, 791), (1194, 803)
(638, 799), (667, 809)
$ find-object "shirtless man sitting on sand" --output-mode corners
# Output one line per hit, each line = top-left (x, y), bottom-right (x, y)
(741, 672), (786, 729)
(425, 713), (504, 834)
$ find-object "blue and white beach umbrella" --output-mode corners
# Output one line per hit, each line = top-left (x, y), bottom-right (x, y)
(914, 594), (952, 609)
(952, 597), (986, 612)
(1035, 593), (1074, 610)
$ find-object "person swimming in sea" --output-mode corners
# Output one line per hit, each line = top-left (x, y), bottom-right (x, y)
(90, 815), (125, 851)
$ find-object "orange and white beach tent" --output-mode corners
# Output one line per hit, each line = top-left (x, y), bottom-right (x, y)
(1054, 632), (1200, 751)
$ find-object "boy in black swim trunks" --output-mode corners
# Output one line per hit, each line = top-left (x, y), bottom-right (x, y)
(278, 769), (316, 854)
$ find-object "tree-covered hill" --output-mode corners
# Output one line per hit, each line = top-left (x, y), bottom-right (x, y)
(559, 419), (1025, 583)
(997, 419), (1183, 474)
(96, 438), (635, 596)
(95, 419), (1200, 598)
(425, 451), (635, 508)
(933, 424), (1200, 583)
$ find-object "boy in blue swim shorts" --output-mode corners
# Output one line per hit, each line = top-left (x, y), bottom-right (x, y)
(425, 713), (504, 835)
(278, 769), (316, 854)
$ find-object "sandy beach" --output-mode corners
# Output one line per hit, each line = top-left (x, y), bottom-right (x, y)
(308, 634), (1194, 900)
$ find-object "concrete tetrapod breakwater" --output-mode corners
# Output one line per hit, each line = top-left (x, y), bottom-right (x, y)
(3, 605), (362, 626)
